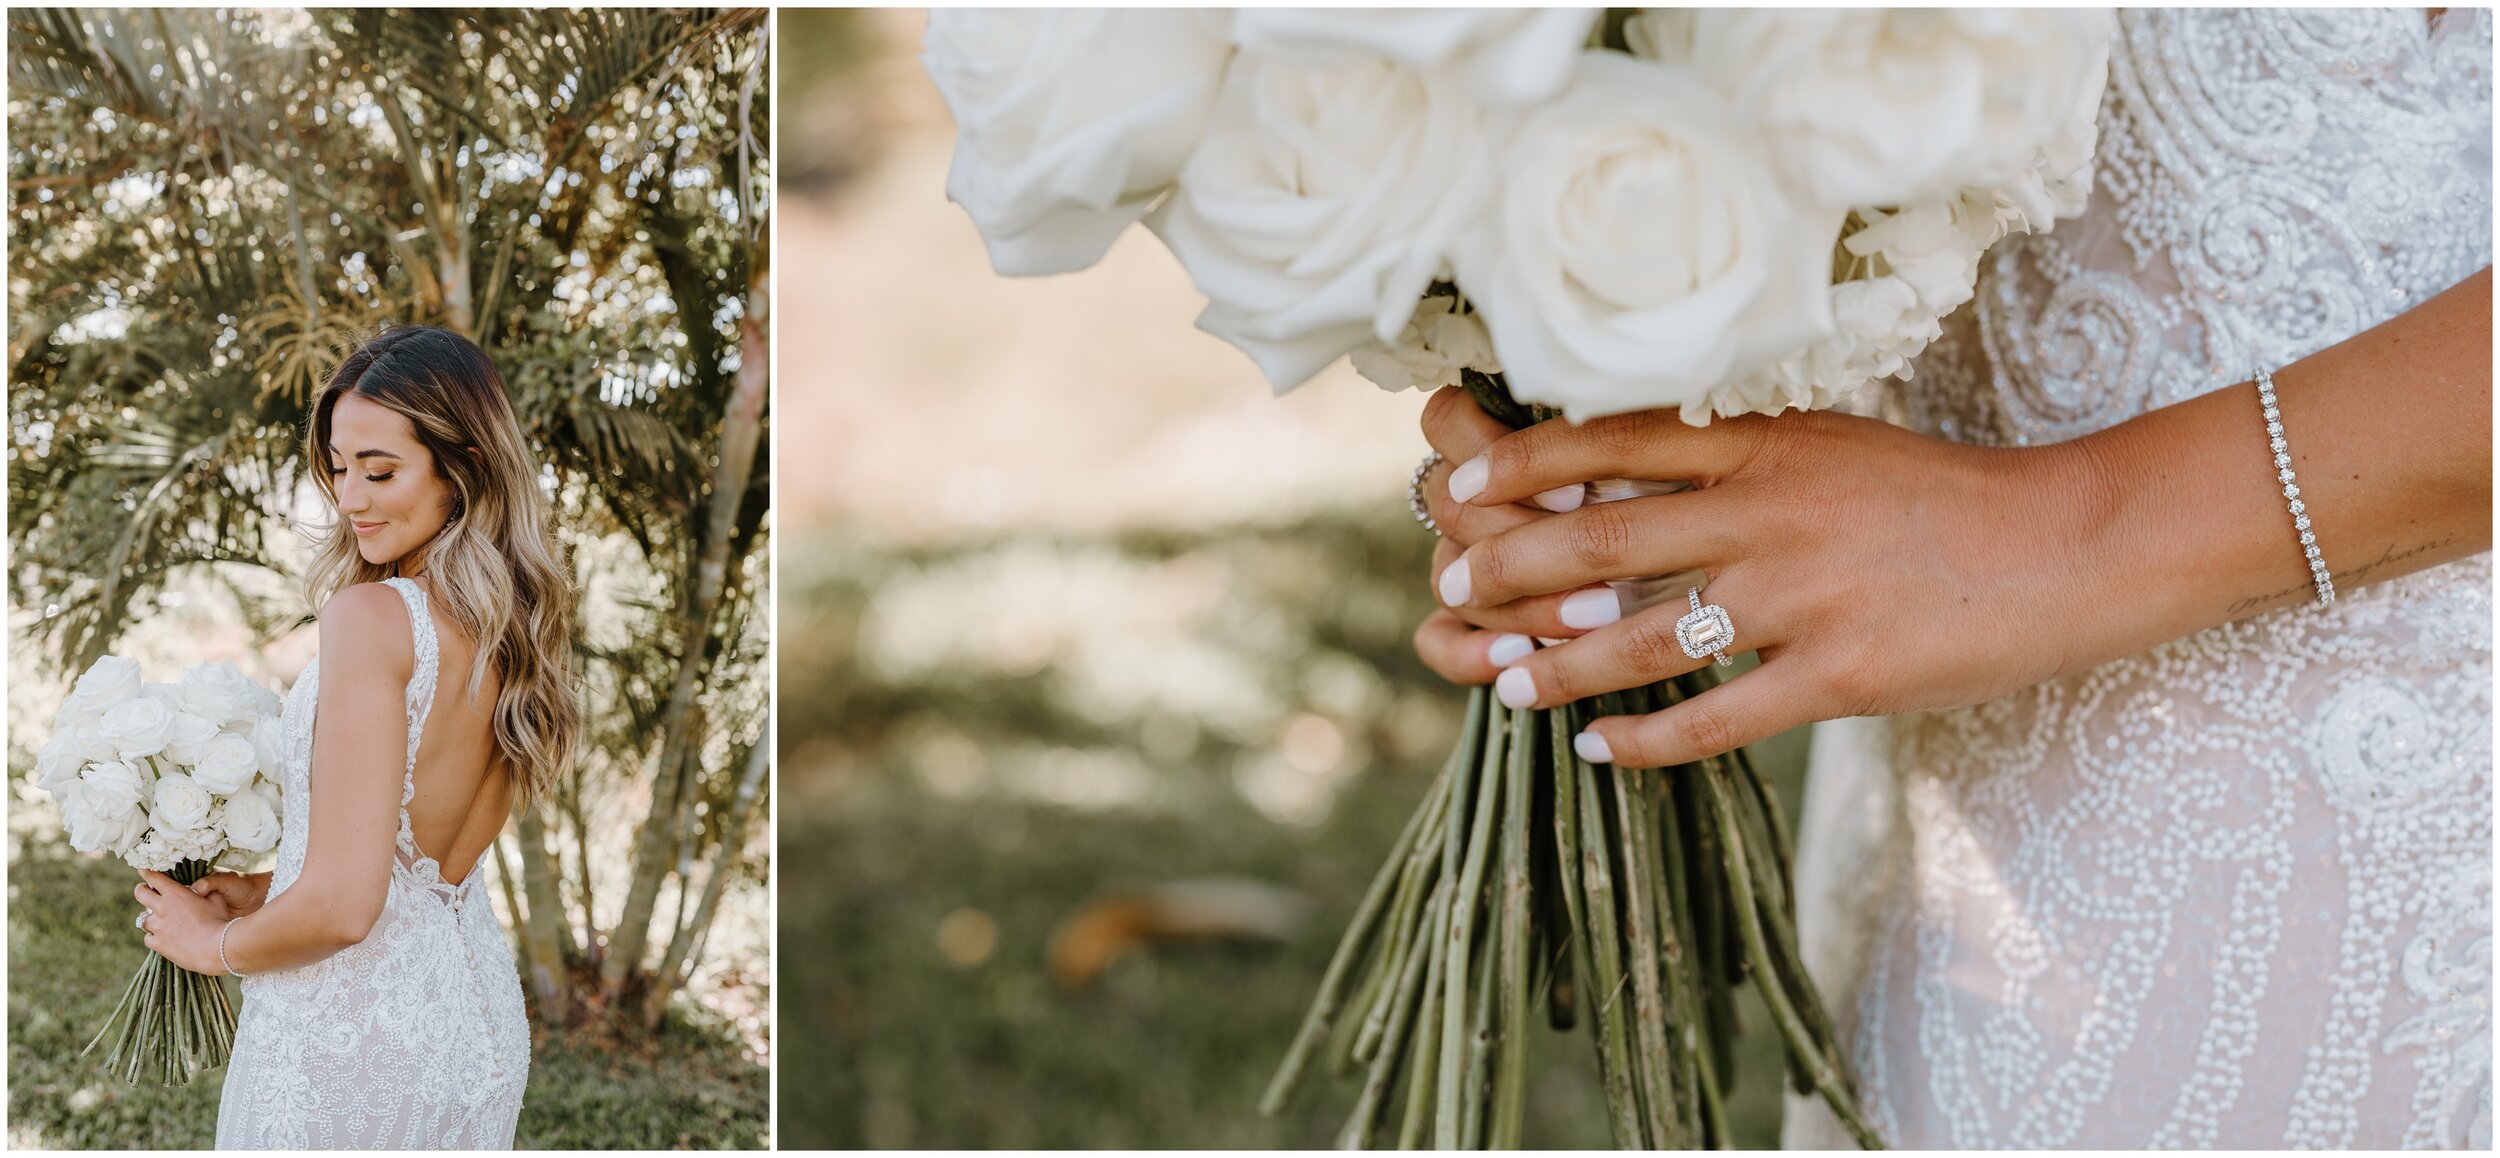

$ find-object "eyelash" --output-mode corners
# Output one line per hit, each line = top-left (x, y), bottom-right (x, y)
(328, 467), (396, 483)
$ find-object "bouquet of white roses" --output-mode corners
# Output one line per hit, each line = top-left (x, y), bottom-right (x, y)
(929, 8), (2112, 1148)
(33, 654), (286, 1086)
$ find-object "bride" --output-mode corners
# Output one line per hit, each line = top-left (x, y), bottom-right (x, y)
(1410, 8), (2489, 1148)
(129, 324), (579, 1149)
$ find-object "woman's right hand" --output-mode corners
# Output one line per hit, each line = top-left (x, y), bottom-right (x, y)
(191, 871), (273, 919)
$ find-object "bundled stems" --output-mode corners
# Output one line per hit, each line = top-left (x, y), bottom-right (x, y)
(85, 859), (238, 1086)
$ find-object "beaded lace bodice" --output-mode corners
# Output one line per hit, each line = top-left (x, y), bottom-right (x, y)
(1788, 9), (2492, 1150)
(216, 577), (531, 1150)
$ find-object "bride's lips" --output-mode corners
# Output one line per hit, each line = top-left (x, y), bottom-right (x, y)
(352, 520), (386, 538)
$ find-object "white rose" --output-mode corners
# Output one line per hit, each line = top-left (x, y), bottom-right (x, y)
(1228, 9), (1598, 108)
(99, 695), (176, 759)
(59, 655), (143, 726)
(192, 733), (262, 795)
(1631, 10), (2113, 211)
(250, 715), (287, 779)
(1350, 294), (1502, 393)
(80, 760), (148, 823)
(179, 661), (267, 728)
(59, 782), (107, 852)
(221, 791), (281, 853)
(925, 9), (1233, 276)
(151, 772), (214, 833)
(34, 731), (103, 798)
(1147, 55), (1497, 389)
(1452, 53), (1841, 424)
(162, 711), (222, 766)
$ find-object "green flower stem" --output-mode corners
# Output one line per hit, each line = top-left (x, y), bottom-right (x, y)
(1601, 715), (1679, 1147)
(1488, 706), (1536, 1149)
(1435, 697), (1506, 1148)
(1566, 700), (1647, 1147)
(1702, 766), (1882, 1150)
(1340, 881), (1448, 1148)
(1261, 730), (1456, 1116)
(1356, 767), (1453, 1064)
(1395, 880), (1453, 1152)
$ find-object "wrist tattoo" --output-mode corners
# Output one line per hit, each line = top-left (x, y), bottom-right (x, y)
(2226, 535), (2459, 617)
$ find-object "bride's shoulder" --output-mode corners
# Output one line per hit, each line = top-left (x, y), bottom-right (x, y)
(314, 582), (417, 680)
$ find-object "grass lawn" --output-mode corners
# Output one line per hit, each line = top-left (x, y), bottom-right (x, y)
(778, 514), (1813, 1148)
(6, 838), (768, 1150)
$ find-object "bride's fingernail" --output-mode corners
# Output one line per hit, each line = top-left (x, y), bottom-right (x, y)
(1486, 633), (1534, 667)
(1574, 731), (1614, 764)
(1533, 484), (1585, 513)
(1559, 587), (1620, 630)
(1495, 667), (1537, 709)
(1448, 455), (1489, 503)
(1438, 556), (1472, 606)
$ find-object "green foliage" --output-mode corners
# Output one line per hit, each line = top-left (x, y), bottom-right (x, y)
(778, 513), (1806, 1147)
(6, 838), (767, 1149)
(8, 7), (768, 665)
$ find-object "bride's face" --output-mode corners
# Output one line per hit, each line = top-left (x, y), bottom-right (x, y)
(327, 393), (457, 569)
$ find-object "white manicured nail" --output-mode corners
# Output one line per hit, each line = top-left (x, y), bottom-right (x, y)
(1533, 484), (1585, 513)
(1495, 667), (1537, 709)
(1438, 556), (1472, 606)
(1559, 587), (1621, 630)
(1574, 731), (1614, 764)
(1448, 455), (1489, 503)
(1486, 633), (1534, 668)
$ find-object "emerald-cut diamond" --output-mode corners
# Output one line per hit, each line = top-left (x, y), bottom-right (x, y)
(1676, 601), (1735, 666)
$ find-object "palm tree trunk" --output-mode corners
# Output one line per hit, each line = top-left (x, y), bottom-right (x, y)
(599, 256), (768, 999)
(645, 718), (770, 1030)
(516, 809), (577, 1022)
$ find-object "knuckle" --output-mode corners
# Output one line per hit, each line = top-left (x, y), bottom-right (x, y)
(1567, 504), (1636, 571)
(1468, 542), (1508, 600)
(1676, 699), (1741, 760)
(1620, 614), (1688, 677)
(1590, 413), (1655, 461)
(1422, 387), (1474, 446)
(1534, 658), (1578, 705)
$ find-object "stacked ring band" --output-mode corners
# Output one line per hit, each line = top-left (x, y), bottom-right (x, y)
(1409, 452), (1444, 536)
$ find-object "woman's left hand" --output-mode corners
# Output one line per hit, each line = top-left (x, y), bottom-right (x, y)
(1413, 387), (2113, 769)
(136, 870), (233, 976)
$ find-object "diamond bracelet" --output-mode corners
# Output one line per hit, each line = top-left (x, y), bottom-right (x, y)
(2256, 365), (2333, 608)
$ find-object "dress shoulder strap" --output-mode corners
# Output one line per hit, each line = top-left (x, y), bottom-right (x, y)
(379, 577), (441, 804)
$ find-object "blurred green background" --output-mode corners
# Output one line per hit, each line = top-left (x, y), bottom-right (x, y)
(775, 10), (1811, 1148)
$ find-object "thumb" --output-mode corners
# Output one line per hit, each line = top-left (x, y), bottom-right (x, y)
(193, 878), (217, 895)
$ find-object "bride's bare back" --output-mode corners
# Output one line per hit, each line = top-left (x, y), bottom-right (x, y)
(401, 583), (511, 887)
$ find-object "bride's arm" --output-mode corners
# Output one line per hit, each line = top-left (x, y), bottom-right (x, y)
(139, 583), (412, 975)
(1410, 266), (2490, 769)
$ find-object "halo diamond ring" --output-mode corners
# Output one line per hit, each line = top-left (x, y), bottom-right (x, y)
(1676, 586), (1736, 668)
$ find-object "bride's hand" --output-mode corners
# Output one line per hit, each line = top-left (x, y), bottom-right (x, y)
(136, 870), (240, 976)
(190, 871), (272, 919)
(1411, 387), (2108, 769)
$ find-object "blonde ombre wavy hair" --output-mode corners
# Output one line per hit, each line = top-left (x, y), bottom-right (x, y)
(304, 324), (579, 809)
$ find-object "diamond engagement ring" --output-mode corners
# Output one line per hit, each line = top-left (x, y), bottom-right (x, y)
(1675, 586), (1735, 668)
(135, 910), (149, 932)
(1409, 452), (1445, 536)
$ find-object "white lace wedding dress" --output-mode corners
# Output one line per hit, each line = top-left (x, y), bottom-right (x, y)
(216, 577), (532, 1149)
(1785, 9), (2492, 1149)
